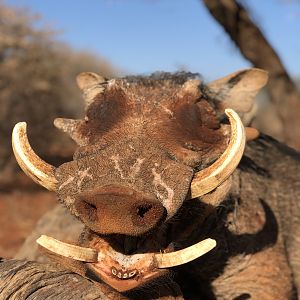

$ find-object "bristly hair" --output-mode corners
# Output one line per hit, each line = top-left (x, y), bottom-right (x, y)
(54, 71), (222, 149)
(122, 71), (202, 87)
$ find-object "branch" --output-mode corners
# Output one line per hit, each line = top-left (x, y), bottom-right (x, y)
(202, 0), (300, 149)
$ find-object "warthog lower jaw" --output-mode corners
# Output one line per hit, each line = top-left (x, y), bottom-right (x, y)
(37, 235), (216, 292)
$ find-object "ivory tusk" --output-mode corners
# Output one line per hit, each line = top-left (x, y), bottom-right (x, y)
(190, 109), (245, 199)
(36, 235), (98, 263)
(37, 235), (216, 271)
(12, 122), (58, 191)
(154, 238), (216, 268)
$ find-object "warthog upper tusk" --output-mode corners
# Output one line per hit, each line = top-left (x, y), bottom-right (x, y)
(12, 122), (58, 191)
(154, 238), (216, 268)
(36, 235), (98, 263)
(190, 109), (246, 199)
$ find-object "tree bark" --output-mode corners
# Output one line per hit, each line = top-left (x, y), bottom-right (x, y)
(202, 0), (300, 149)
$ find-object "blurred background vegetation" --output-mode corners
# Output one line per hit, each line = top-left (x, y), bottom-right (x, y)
(0, 2), (118, 188)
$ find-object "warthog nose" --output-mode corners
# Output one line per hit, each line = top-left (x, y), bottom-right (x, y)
(74, 186), (166, 235)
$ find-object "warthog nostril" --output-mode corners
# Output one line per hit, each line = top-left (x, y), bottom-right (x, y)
(87, 202), (97, 210)
(82, 200), (96, 211)
(131, 201), (165, 228)
(136, 204), (153, 218)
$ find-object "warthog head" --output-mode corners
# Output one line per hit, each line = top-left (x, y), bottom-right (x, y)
(12, 69), (267, 292)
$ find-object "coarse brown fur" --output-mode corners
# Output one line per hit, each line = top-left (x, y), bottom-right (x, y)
(19, 70), (300, 299)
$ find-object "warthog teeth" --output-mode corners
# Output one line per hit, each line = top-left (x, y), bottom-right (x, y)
(111, 267), (138, 280)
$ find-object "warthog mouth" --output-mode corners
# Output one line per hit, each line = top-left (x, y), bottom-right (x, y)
(37, 234), (216, 292)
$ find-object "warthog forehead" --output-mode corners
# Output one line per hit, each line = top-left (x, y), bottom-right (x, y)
(55, 139), (193, 217)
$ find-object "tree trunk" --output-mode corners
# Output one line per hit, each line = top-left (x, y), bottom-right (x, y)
(202, 0), (300, 149)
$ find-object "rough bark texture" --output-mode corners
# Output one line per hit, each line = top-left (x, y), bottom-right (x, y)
(202, 0), (300, 149)
(1, 134), (299, 299)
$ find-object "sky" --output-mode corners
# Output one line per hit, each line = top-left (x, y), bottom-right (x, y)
(6, 0), (300, 80)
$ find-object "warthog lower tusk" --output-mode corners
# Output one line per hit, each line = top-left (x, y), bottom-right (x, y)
(154, 238), (216, 268)
(12, 122), (58, 191)
(36, 235), (216, 269)
(190, 109), (246, 198)
(37, 235), (98, 262)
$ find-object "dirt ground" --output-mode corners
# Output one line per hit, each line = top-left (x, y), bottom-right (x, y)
(0, 190), (56, 258)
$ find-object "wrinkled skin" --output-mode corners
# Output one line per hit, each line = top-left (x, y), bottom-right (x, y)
(13, 70), (300, 299)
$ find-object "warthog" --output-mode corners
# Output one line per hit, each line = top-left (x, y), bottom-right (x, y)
(11, 69), (300, 299)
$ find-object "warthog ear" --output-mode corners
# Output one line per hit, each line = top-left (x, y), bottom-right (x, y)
(207, 68), (268, 125)
(76, 72), (106, 91)
(76, 72), (107, 109)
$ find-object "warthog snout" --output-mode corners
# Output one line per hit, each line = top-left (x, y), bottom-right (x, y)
(74, 185), (166, 235)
